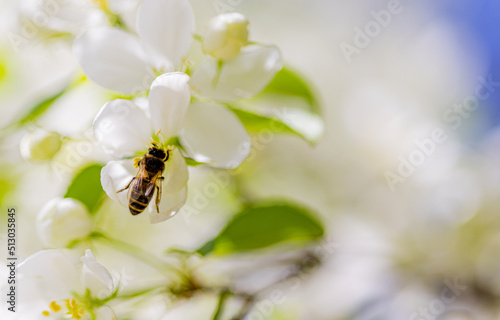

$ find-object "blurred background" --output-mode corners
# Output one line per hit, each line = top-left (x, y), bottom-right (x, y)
(1, 0), (500, 319)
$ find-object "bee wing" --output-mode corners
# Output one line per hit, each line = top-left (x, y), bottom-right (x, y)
(127, 175), (141, 199)
(144, 174), (160, 198)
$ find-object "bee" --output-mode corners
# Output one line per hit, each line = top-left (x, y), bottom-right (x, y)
(117, 141), (172, 215)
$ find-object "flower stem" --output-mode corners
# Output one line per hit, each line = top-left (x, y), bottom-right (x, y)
(211, 289), (230, 320)
(193, 34), (203, 42)
(211, 60), (224, 88)
(115, 286), (164, 300)
(231, 296), (254, 320)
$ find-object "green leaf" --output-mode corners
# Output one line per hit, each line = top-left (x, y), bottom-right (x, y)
(231, 66), (324, 144)
(12, 75), (85, 128)
(197, 203), (324, 255)
(228, 107), (296, 134)
(184, 157), (208, 166)
(260, 66), (320, 113)
(16, 88), (66, 126)
(228, 105), (323, 144)
(64, 164), (105, 213)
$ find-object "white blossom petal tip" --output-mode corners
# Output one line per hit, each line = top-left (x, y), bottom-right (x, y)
(137, 0), (195, 68)
(81, 249), (115, 299)
(181, 103), (251, 168)
(74, 27), (153, 94)
(93, 99), (153, 157)
(149, 186), (188, 224)
(148, 73), (191, 139)
(101, 160), (136, 207)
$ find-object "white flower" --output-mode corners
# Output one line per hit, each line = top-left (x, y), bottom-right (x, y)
(202, 13), (249, 60)
(192, 11), (282, 101)
(37, 198), (93, 248)
(73, 0), (282, 101)
(20, 129), (62, 161)
(94, 72), (250, 223)
(18, 249), (116, 319)
(191, 12), (283, 102)
(73, 0), (195, 94)
(190, 43), (282, 101)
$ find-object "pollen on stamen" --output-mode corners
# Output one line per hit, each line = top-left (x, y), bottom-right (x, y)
(65, 299), (71, 311)
(49, 301), (62, 312)
(42, 310), (50, 316)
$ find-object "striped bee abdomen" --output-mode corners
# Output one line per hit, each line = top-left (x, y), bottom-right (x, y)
(128, 177), (154, 215)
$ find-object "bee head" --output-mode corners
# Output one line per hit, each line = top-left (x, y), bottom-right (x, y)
(147, 147), (167, 161)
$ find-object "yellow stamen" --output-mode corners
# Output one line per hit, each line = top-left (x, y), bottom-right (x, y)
(48, 298), (88, 319)
(93, 0), (108, 12)
(65, 299), (72, 313)
(49, 301), (61, 312)
(70, 307), (82, 319)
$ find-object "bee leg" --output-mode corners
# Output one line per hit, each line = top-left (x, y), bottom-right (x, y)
(155, 177), (164, 213)
(133, 157), (142, 168)
(117, 177), (135, 193)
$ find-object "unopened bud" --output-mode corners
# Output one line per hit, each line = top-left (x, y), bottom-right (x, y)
(20, 129), (62, 161)
(37, 198), (92, 248)
(202, 13), (249, 60)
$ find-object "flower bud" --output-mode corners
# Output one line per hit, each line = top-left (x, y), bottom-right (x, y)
(202, 13), (249, 60)
(37, 198), (92, 248)
(20, 129), (62, 161)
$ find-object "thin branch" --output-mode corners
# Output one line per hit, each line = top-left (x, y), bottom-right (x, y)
(211, 289), (230, 320)
(92, 232), (189, 281)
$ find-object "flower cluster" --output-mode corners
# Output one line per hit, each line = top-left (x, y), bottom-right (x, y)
(7, 1), (321, 318)
(73, 0), (282, 223)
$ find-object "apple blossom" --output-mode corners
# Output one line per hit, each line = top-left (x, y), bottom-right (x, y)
(73, 0), (195, 94)
(18, 249), (116, 319)
(73, 0), (282, 101)
(37, 197), (93, 248)
(190, 43), (282, 101)
(94, 72), (250, 223)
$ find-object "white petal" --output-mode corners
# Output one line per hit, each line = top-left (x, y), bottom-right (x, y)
(93, 99), (153, 157)
(147, 149), (188, 223)
(180, 103), (250, 168)
(96, 306), (117, 320)
(101, 160), (137, 207)
(74, 27), (154, 94)
(18, 250), (80, 300)
(190, 45), (283, 101)
(148, 73), (191, 139)
(81, 250), (115, 299)
(137, 0), (195, 68)
(163, 148), (189, 194)
(149, 187), (187, 224)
